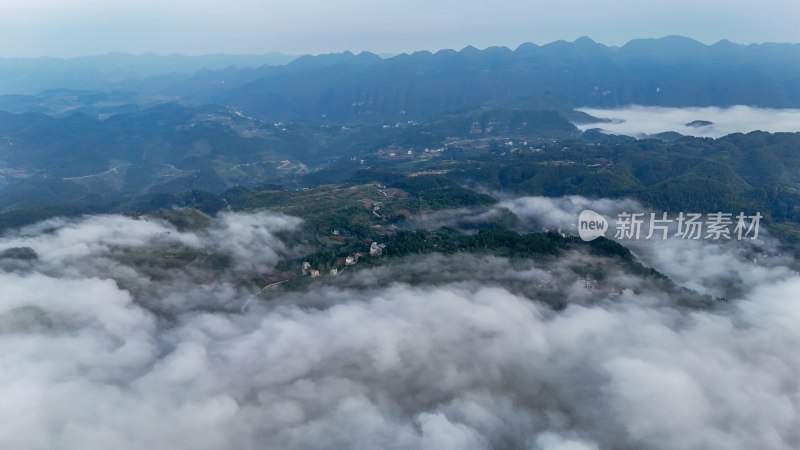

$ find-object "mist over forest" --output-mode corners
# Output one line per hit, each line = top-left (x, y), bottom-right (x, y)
(3, 198), (799, 449)
(2, 6), (800, 448)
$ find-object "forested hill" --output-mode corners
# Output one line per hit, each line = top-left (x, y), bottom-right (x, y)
(3, 37), (800, 124)
(215, 36), (800, 122)
(0, 53), (297, 96)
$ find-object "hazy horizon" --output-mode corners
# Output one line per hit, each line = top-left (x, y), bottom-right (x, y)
(2, 0), (800, 58)
(1, 35), (799, 61)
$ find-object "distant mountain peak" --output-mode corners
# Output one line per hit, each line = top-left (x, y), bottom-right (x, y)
(574, 36), (599, 45)
(623, 35), (706, 48)
(356, 51), (381, 60)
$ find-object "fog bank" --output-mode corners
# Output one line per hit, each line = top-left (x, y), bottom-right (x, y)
(1, 207), (799, 449)
(575, 105), (800, 138)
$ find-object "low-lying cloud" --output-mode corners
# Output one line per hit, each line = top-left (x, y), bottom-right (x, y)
(575, 105), (800, 138)
(496, 196), (793, 298)
(1, 206), (799, 449)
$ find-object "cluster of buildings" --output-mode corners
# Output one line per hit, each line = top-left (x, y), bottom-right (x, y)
(369, 242), (386, 256)
(469, 120), (500, 134)
(541, 227), (568, 238)
(386, 149), (414, 157)
(345, 252), (363, 265)
(301, 262), (320, 277)
(301, 245), (382, 279)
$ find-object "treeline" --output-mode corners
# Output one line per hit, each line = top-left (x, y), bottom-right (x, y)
(444, 132), (800, 228)
(385, 228), (632, 260)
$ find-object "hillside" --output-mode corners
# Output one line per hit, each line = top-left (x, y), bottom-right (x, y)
(213, 36), (800, 122)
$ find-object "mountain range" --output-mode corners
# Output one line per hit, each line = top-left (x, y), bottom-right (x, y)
(215, 36), (800, 122)
(2, 36), (800, 123)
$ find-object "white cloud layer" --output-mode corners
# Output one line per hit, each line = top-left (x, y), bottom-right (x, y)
(1, 207), (800, 449)
(496, 196), (793, 297)
(576, 105), (800, 138)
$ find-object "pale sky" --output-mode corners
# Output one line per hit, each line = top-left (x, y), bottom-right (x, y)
(1, 0), (798, 57)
